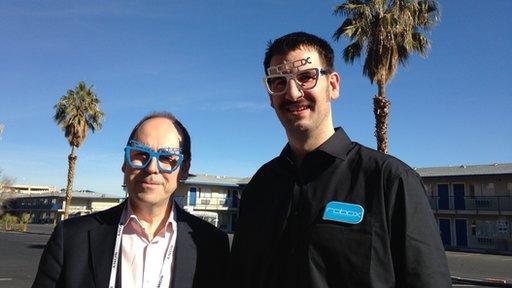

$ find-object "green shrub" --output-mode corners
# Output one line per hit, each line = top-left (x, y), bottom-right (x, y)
(19, 213), (32, 232)
(1, 213), (18, 231)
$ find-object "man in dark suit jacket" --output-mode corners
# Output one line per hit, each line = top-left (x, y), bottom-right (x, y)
(33, 112), (229, 288)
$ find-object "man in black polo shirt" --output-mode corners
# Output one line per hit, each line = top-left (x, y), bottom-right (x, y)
(230, 32), (451, 288)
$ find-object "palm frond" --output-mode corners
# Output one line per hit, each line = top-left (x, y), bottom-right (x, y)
(334, 0), (368, 18)
(333, 19), (353, 41)
(343, 41), (363, 63)
(416, 0), (440, 28)
(396, 43), (410, 65)
(53, 81), (104, 148)
(410, 31), (430, 57)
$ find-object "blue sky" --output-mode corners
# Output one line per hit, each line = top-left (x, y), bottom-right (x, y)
(1, 0), (511, 196)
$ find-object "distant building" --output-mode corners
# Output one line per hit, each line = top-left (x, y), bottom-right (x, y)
(2, 191), (124, 223)
(1, 174), (244, 232)
(4, 184), (58, 194)
(174, 174), (243, 233)
(3, 162), (511, 250)
(418, 163), (512, 252)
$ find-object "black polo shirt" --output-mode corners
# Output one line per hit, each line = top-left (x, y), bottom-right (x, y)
(230, 127), (451, 288)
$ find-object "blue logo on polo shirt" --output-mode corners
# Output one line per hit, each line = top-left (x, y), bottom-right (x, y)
(323, 201), (364, 224)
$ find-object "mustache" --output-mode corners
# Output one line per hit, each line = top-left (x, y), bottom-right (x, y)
(136, 175), (163, 185)
(279, 99), (311, 110)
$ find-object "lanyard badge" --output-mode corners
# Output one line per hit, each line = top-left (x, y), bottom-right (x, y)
(108, 205), (177, 288)
(322, 201), (364, 224)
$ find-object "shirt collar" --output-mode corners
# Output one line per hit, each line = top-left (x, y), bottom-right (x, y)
(317, 127), (352, 159)
(279, 127), (353, 161)
(124, 198), (177, 228)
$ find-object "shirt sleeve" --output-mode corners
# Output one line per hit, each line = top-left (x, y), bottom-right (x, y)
(32, 223), (64, 288)
(387, 164), (452, 288)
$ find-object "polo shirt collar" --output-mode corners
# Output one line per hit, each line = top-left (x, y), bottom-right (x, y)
(279, 127), (352, 161)
(318, 127), (352, 160)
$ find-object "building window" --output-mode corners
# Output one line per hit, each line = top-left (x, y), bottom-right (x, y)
(476, 220), (496, 238)
(507, 183), (512, 196)
(485, 183), (495, 196)
(437, 184), (450, 210)
(496, 220), (509, 235)
(468, 184), (475, 198)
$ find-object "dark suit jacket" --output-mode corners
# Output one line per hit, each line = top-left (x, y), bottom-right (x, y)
(32, 200), (229, 288)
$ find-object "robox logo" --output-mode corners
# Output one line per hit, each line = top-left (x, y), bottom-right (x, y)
(322, 201), (364, 224)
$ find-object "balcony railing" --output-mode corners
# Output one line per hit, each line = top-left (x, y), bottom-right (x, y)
(428, 196), (512, 213)
(7, 202), (63, 211)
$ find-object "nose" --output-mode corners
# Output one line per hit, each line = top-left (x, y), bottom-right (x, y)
(145, 157), (159, 174)
(284, 78), (304, 101)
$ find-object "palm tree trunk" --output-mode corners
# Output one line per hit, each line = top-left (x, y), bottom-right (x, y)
(63, 146), (77, 220)
(373, 79), (391, 154)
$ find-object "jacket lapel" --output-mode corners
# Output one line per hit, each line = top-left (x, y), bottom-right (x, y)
(89, 202), (125, 288)
(172, 204), (197, 288)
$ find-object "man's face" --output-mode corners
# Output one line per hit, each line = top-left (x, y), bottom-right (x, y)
(123, 117), (189, 208)
(268, 47), (340, 135)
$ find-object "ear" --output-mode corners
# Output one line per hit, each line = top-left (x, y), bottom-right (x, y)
(328, 72), (341, 101)
(121, 162), (127, 173)
(178, 160), (191, 181)
(269, 94), (275, 108)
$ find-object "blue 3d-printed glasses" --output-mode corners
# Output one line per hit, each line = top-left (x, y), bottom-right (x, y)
(124, 140), (183, 173)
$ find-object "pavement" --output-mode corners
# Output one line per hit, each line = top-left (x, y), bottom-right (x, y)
(0, 225), (511, 287)
(447, 251), (512, 285)
(0, 230), (49, 288)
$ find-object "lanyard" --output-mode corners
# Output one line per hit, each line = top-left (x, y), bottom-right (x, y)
(108, 205), (178, 288)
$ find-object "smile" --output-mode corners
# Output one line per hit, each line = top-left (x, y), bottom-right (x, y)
(287, 105), (309, 112)
(284, 102), (311, 114)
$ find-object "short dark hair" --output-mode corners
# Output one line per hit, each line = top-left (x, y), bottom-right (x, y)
(263, 32), (335, 75)
(126, 111), (191, 163)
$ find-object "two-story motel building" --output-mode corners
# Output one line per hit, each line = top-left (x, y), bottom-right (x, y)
(2, 164), (512, 252)
(417, 163), (512, 252)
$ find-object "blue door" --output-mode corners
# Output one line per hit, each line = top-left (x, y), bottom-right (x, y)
(439, 219), (451, 246)
(189, 187), (197, 206)
(453, 184), (465, 210)
(438, 184), (449, 210)
(455, 219), (468, 247)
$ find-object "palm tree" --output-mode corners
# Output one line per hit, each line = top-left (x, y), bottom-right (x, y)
(54, 81), (104, 219)
(333, 0), (439, 153)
